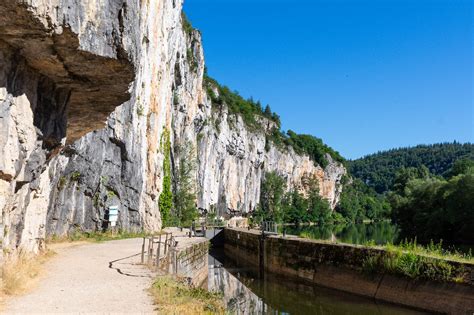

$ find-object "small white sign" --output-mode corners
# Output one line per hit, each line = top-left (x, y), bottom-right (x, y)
(108, 206), (119, 223)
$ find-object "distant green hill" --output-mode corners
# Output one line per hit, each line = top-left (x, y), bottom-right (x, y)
(349, 142), (474, 193)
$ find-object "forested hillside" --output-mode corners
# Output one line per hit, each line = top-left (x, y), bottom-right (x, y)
(349, 143), (474, 193)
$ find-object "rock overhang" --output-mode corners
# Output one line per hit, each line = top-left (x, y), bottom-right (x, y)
(0, 0), (135, 144)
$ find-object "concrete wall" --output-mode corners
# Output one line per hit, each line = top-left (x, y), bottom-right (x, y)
(166, 238), (209, 287)
(224, 228), (474, 314)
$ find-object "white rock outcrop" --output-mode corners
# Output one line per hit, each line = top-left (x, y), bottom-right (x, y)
(1, 0), (346, 254)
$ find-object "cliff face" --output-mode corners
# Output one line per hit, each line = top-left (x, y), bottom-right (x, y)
(1, 0), (184, 252)
(1, 0), (345, 254)
(172, 68), (346, 215)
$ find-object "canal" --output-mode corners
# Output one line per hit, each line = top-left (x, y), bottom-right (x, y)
(280, 221), (400, 245)
(207, 248), (427, 315)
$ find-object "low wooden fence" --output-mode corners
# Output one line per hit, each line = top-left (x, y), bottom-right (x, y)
(140, 233), (177, 268)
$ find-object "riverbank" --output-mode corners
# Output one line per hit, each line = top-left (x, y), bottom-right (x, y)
(209, 248), (425, 314)
(224, 228), (474, 314)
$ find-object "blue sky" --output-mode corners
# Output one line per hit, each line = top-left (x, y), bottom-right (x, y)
(184, 0), (473, 159)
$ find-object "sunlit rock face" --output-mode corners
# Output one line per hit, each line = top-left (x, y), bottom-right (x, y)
(1, 0), (186, 253)
(1, 0), (346, 253)
(172, 73), (346, 216)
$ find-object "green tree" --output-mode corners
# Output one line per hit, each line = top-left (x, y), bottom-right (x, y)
(159, 129), (173, 226)
(282, 190), (308, 225)
(260, 171), (287, 222)
(445, 158), (474, 178)
(173, 142), (198, 226)
(264, 105), (272, 117)
(306, 177), (332, 224)
(337, 178), (391, 223)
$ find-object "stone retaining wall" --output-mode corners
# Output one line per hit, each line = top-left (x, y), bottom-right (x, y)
(224, 228), (474, 314)
(166, 238), (209, 287)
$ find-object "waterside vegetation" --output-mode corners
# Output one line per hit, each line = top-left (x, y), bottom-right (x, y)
(255, 171), (390, 226)
(362, 239), (473, 283)
(150, 276), (225, 315)
(389, 160), (474, 244)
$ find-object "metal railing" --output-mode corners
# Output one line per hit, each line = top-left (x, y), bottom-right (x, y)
(261, 221), (278, 234)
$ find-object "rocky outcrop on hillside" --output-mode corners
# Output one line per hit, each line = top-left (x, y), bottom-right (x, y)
(1, 0), (183, 252)
(1, 0), (345, 254)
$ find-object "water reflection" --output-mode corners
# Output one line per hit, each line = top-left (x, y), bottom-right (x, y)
(282, 222), (400, 246)
(208, 249), (426, 315)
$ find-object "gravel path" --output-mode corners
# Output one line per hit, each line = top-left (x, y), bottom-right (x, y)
(5, 238), (156, 314)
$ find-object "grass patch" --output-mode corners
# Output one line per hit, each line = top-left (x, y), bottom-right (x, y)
(375, 239), (473, 264)
(150, 276), (225, 315)
(362, 239), (473, 283)
(1, 250), (55, 303)
(47, 230), (150, 244)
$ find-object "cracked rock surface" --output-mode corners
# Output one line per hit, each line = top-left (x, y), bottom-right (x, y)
(1, 0), (346, 254)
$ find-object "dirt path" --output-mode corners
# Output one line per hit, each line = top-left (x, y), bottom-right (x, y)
(5, 238), (156, 314)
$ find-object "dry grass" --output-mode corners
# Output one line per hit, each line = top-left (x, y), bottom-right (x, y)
(0, 250), (55, 306)
(46, 230), (150, 244)
(150, 276), (225, 315)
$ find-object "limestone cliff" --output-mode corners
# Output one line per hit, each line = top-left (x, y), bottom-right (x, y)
(1, 0), (345, 254)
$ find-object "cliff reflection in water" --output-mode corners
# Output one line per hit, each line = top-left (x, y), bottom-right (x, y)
(282, 221), (400, 246)
(207, 249), (425, 315)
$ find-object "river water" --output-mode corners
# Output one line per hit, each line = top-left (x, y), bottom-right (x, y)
(208, 249), (427, 315)
(281, 222), (473, 253)
(281, 221), (400, 245)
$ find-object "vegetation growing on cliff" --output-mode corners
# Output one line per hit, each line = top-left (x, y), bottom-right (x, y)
(181, 12), (195, 37)
(204, 74), (281, 130)
(267, 129), (345, 168)
(204, 74), (345, 169)
(349, 142), (474, 193)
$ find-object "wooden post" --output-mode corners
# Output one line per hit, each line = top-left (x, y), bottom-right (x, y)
(150, 237), (155, 265)
(141, 237), (146, 264)
(156, 234), (162, 266)
(164, 233), (169, 255)
(147, 237), (153, 265)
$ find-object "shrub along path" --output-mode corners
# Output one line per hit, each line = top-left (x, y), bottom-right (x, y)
(5, 238), (156, 314)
